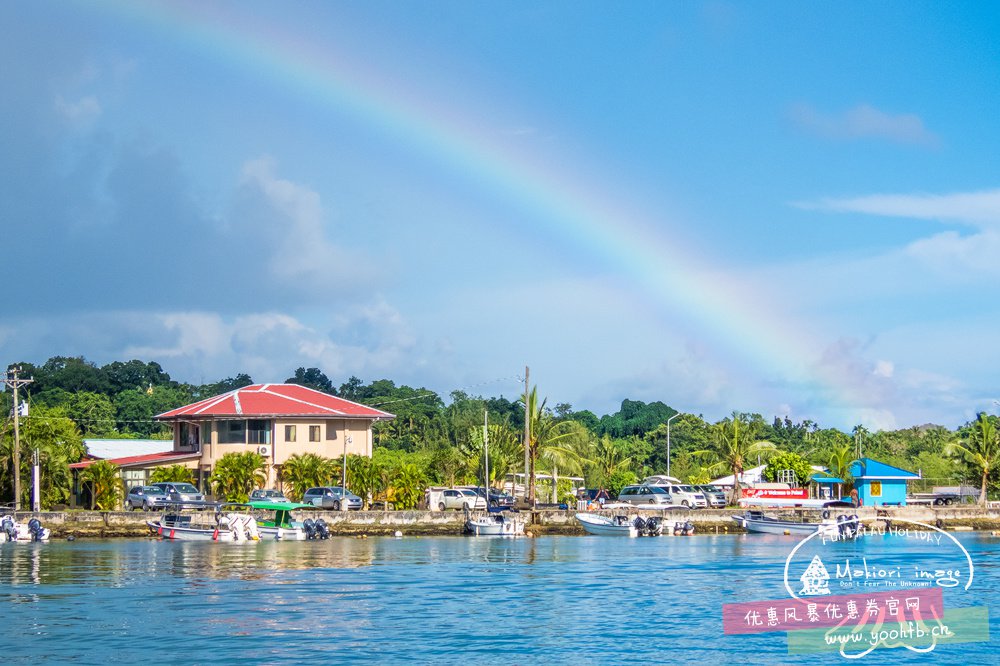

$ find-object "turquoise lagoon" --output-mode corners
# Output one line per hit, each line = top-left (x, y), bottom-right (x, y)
(2, 533), (998, 664)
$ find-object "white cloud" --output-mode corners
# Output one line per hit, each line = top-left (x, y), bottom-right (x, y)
(54, 94), (101, 124)
(789, 102), (939, 147)
(795, 188), (1000, 227)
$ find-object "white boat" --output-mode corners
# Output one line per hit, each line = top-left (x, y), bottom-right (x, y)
(147, 504), (260, 542)
(249, 501), (329, 541)
(733, 511), (860, 538)
(0, 514), (50, 542)
(576, 513), (639, 537)
(465, 512), (526, 537)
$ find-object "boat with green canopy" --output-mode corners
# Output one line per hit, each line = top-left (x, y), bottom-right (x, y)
(247, 501), (330, 541)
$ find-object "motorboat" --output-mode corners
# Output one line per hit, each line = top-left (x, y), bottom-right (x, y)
(575, 513), (668, 537)
(0, 514), (49, 542)
(465, 511), (526, 537)
(733, 510), (861, 538)
(147, 503), (260, 542)
(248, 501), (330, 541)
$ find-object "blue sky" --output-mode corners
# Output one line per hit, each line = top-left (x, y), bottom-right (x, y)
(2, 1), (999, 431)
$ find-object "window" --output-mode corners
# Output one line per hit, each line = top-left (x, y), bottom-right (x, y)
(285, 425), (296, 442)
(201, 423), (211, 445)
(248, 420), (270, 445)
(218, 420), (247, 444)
(326, 421), (338, 440)
(870, 481), (882, 497)
(309, 425), (321, 442)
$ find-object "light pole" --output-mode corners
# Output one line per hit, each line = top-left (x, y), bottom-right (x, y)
(343, 435), (352, 493)
(666, 412), (680, 478)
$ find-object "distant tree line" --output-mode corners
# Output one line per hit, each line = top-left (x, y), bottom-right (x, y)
(2, 356), (998, 508)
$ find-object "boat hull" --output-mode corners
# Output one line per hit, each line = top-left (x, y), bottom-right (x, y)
(732, 514), (833, 536)
(257, 525), (307, 541)
(465, 516), (525, 537)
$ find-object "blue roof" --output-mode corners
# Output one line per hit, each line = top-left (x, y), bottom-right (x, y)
(810, 474), (844, 483)
(848, 458), (920, 480)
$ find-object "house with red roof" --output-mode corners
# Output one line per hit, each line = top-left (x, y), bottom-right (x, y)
(152, 383), (394, 491)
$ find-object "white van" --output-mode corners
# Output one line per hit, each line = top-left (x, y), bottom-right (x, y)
(651, 483), (707, 508)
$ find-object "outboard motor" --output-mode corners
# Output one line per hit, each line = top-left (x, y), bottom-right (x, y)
(1, 516), (17, 542)
(27, 518), (43, 542)
(672, 521), (683, 536)
(682, 520), (695, 536)
(632, 516), (647, 534)
(645, 516), (662, 536)
(302, 518), (316, 540)
(314, 518), (330, 540)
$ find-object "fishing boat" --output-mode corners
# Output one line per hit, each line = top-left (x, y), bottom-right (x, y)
(576, 513), (639, 537)
(0, 514), (49, 542)
(248, 501), (330, 540)
(147, 503), (260, 542)
(733, 510), (861, 538)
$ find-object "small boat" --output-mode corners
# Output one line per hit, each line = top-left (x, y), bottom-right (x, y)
(249, 501), (330, 541)
(465, 511), (526, 537)
(147, 503), (260, 542)
(733, 511), (861, 538)
(0, 514), (49, 542)
(576, 513), (639, 537)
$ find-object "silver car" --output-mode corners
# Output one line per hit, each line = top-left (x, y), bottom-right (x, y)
(149, 482), (205, 507)
(303, 486), (363, 510)
(617, 484), (673, 506)
(697, 484), (727, 508)
(124, 485), (170, 511)
(249, 489), (289, 503)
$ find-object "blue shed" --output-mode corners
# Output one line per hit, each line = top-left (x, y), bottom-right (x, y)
(848, 458), (920, 506)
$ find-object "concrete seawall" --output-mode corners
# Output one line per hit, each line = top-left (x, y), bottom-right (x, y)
(16, 505), (1000, 539)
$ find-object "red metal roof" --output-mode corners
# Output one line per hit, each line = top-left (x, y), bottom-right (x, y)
(69, 451), (201, 469)
(155, 383), (395, 420)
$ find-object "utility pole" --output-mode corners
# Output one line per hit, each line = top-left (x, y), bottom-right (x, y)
(522, 366), (530, 505)
(3, 367), (34, 511)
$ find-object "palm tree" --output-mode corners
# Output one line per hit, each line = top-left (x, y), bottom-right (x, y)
(521, 386), (578, 504)
(150, 464), (194, 484)
(279, 453), (336, 501)
(210, 452), (267, 502)
(349, 455), (384, 509)
(389, 463), (425, 510)
(827, 443), (855, 491)
(538, 421), (591, 503)
(592, 435), (633, 483)
(80, 460), (124, 510)
(694, 412), (776, 504)
(948, 413), (999, 506)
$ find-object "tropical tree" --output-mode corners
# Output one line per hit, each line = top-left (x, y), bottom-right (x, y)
(590, 435), (633, 487)
(0, 404), (85, 508)
(538, 420), (591, 503)
(80, 460), (124, 510)
(826, 444), (855, 487)
(150, 464), (195, 484)
(521, 386), (578, 504)
(210, 452), (267, 502)
(348, 455), (384, 509)
(389, 463), (425, 510)
(279, 453), (336, 501)
(694, 412), (776, 503)
(948, 413), (1000, 506)
(763, 451), (813, 486)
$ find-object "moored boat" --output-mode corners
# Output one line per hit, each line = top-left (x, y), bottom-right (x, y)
(0, 514), (49, 542)
(733, 510), (861, 538)
(249, 501), (329, 541)
(147, 503), (260, 542)
(465, 511), (525, 537)
(576, 513), (639, 537)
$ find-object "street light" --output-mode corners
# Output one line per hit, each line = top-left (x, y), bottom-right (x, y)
(666, 412), (681, 478)
(343, 435), (353, 495)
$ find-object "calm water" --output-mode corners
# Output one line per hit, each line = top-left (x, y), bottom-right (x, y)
(2, 532), (998, 664)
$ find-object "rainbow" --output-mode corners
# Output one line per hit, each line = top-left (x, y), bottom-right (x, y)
(98, 1), (857, 422)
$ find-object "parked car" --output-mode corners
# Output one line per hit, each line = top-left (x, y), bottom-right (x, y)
(149, 482), (205, 507)
(249, 489), (289, 503)
(438, 488), (487, 511)
(463, 486), (515, 508)
(303, 486), (363, 510)
(617, 484), (673, 506)
(125, 485), (170, 511)
(697, 485), (727, 508)
(651, 484), (707, 508)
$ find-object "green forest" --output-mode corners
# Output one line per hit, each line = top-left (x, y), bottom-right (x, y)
(2, 356), (998, 509)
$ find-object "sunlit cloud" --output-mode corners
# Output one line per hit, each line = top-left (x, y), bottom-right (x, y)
(789, 102), (939, 147)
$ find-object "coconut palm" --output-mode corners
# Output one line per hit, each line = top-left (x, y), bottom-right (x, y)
(827, 443), (855, 488)
(150, 464), (194, 484)
(349, 455), (384, 509)
(279, 453), (337, 501)
(80, 460), (124, 510)
(694, 412), (776, 503)
(521, 386), (578, 504)
(210, 452), (267, 502)
(592, 435), (633, 484)
(948, 413), (999, 506)
(538, 420), (591, 503)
